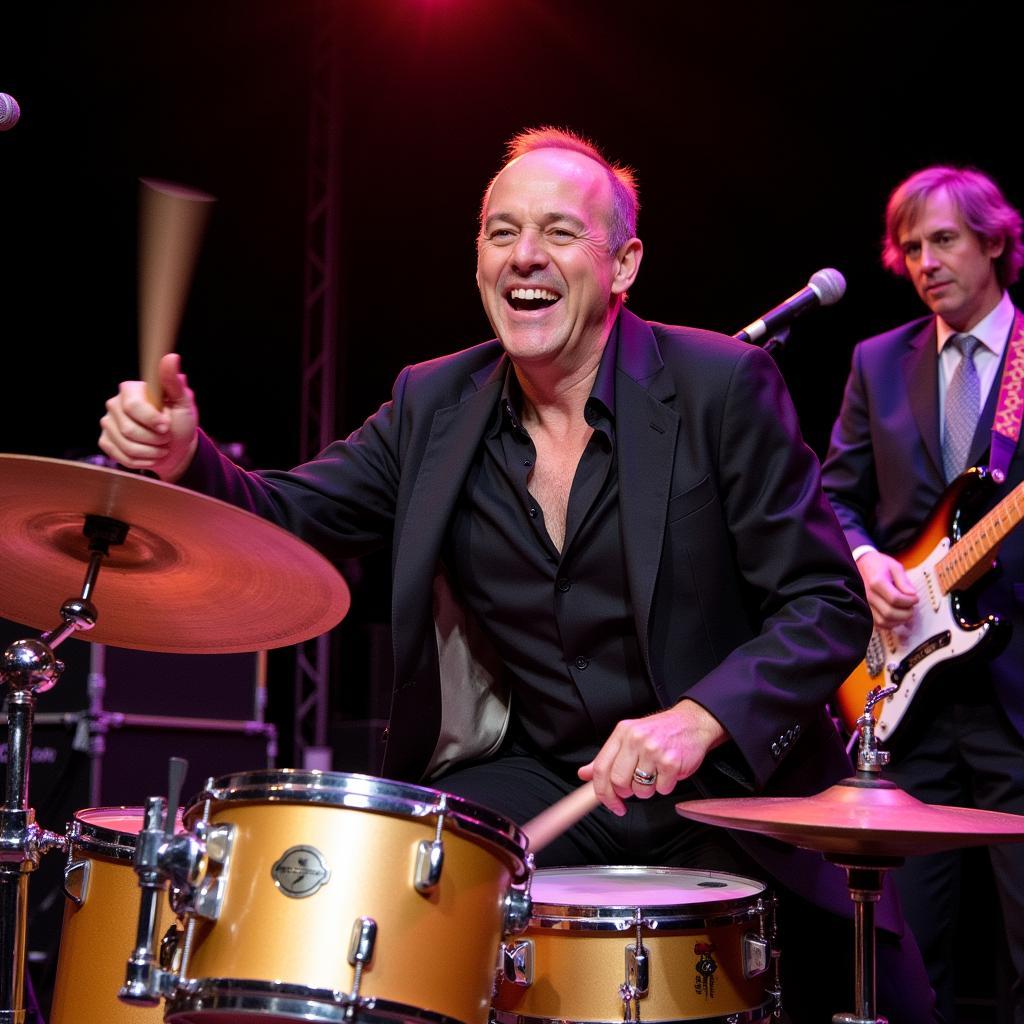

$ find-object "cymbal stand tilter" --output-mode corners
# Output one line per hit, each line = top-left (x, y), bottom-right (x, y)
(0, 514), (127, 1023)
(829, 685), (899, 1024)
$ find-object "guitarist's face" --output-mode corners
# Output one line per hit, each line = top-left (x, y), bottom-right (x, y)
(899, 186), (1005, 333)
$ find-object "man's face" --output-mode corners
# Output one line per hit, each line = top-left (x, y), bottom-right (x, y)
(899, 186), (1004, 332)
(476, 148), (640, 372)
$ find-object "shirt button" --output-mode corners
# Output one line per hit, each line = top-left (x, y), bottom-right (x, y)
(557, 578), (571, 592)
(574, 656), (589, 670)
(523, 459), (532, 467)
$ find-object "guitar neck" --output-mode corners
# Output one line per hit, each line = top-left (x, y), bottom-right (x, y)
(937, 480), (1024, 592)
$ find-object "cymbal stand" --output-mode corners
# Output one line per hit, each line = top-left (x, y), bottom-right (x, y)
(830, 686), (899, 1024)
(0, 514), (127, 1023)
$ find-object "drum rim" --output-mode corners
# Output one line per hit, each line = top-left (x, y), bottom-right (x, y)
(67, 805), (146, 860)
(184, 768), (530, 878)
(525, 864), (767, 928)
(491, 996), (779, 1024)
(166, 976), (470, 1024)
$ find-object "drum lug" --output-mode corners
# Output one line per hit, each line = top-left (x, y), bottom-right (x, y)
(188, 823), (235, 921)
(625, 942), (649, 996)
(742, 932), (770, 978)
(413, 793), (448, 894)
(749, 894), (783, 1012)
(63, 858), (91, 907)
(343, 916), (377, 1019)
(499, 939), (534, 987)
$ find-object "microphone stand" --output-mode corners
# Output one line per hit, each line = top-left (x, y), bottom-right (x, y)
(761, 325), (791, 357)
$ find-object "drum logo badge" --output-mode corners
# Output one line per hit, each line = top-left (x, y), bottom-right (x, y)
(693, 941), (718, 999)
(271, 845), (331, 898)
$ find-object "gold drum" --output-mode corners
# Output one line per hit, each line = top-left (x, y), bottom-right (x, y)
(492, 866), (779, 1024)
(165, 769), (529, 1024)
(50, 807), (176, 1024)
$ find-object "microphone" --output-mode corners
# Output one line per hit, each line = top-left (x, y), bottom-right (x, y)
(0, 93), (20, 131)
(734, 268), (846, 344)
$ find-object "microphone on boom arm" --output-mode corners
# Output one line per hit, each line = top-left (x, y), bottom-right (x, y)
(734, 268), (846, 351)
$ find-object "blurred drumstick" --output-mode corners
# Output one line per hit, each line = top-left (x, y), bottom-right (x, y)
(522, 781), (600, 854)
(139, 178), (216, 408)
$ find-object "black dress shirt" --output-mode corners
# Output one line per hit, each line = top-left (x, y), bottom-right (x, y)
(443, 324), (660, 768)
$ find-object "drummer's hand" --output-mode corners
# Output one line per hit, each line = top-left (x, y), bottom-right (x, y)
(99, 353), (199, 483)
(578, 700), (728, 816)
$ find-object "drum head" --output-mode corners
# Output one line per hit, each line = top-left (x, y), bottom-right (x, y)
(529, 865), (766, 925)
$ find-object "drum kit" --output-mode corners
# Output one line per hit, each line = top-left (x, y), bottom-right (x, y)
(4, 451), (1024, 1024)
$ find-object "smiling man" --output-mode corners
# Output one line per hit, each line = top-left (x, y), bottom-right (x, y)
(100, 128), (932, 1021)
(823, 166), (1024, 1024)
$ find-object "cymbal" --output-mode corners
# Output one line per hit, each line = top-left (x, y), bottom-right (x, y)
(677, 778), (1024, 858)
(0, 454), (350, 654)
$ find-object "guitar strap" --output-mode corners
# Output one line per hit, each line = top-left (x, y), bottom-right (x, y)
(988, 307), (1024, 483)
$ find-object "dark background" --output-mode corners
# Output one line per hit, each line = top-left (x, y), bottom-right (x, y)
(1, 1), (1019, 1018)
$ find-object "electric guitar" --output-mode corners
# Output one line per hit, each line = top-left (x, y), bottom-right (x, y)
(835, 466), (1024, 740)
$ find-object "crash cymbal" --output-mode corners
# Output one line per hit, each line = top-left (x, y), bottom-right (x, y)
(0, 454), (349, 654)
(677, 777), (1024, 857)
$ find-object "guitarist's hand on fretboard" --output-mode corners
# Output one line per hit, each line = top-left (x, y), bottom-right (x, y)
(856, 549), (919, 629)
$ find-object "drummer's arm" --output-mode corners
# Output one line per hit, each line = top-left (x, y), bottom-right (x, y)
(99, 353), (198, 482)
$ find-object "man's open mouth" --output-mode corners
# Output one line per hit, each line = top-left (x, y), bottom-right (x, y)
(507, 287), (560, 311)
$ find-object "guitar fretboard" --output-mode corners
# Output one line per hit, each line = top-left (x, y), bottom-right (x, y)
(937, 480), (1024, 592)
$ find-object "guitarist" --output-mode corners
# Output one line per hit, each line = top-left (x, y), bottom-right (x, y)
(822, 166), (1024, 1024)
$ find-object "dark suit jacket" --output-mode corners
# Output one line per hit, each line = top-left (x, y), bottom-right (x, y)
(184, 307), (889, 924)
(821, 312), (1024, 738)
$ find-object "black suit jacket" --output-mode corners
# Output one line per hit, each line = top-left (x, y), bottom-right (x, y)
(822, 312), (1024, 738)
(184, 307), (890, 924)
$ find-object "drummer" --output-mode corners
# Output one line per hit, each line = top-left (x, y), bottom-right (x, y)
(100, 127), (934, 1023)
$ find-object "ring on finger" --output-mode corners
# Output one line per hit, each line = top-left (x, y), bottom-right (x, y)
(632, 767), (657, 786)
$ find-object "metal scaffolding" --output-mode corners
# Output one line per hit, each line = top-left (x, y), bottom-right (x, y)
(294, 4), (342, 768)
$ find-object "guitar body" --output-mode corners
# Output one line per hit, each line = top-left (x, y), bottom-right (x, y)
(836, 468), (1010, 741)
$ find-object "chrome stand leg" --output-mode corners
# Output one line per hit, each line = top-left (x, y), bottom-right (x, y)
(829, 855), (903, 1024)
(0, 513), (125, 1020)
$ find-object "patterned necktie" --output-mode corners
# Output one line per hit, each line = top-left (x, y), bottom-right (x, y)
(942, 333), (981, 482)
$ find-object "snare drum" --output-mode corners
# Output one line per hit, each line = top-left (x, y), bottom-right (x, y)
(164, 769), (529, 1024)
(50, 807), (178, 1024)
(492, 866), (778, 1024)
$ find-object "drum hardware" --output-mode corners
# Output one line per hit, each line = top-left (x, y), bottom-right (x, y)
(120, 757), (189, 1006)
(61, 818), (91, 908)
(499, 941), (533, 989)
(502, 853), (534, 936)
(1, 513), (127, 1022)
(414, 792), (448, 894)
(677, 687), (1024, 1024)
(345, 917), (378, 1020)
(495, 854), (536, 993)
(619, 914), (649, 1021)
(120, 760), (237, 1008)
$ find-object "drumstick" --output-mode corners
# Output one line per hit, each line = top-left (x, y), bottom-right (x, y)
(138, 178), (216, 408)
(522, 781), (600, 854)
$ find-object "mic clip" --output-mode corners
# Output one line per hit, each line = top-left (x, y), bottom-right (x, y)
(761, 325), (791, 356)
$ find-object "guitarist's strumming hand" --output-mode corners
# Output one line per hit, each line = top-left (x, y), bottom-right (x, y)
(856, 549), (918, 629)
